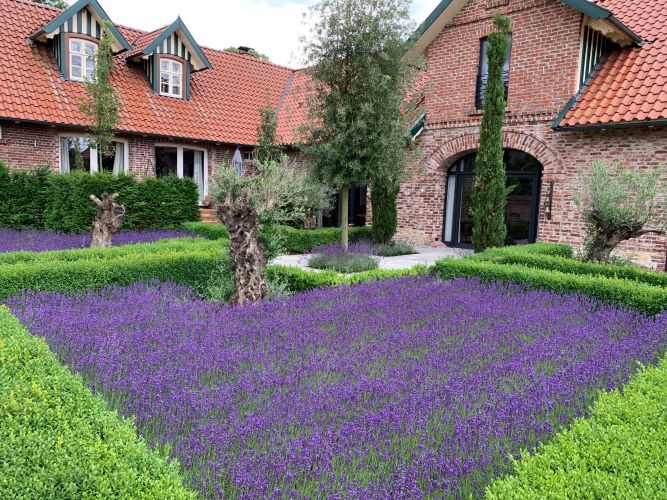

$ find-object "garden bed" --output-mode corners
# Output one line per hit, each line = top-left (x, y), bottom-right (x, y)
(0, 227), (196, 253)
(8, 278), (667, 497)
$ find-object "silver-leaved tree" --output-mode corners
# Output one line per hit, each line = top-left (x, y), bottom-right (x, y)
(211, 157), (331, 305)
(574, 161), (666, 262)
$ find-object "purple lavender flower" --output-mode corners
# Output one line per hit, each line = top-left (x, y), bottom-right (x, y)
(0, 227), (196, 253)
(8, 278), (667, 497)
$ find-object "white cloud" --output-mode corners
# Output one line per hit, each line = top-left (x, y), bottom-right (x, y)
(97, 0), (444, 66)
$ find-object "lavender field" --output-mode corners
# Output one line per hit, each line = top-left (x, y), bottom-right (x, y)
(8, 278), (667, 498)
(0, 227), (196, 253)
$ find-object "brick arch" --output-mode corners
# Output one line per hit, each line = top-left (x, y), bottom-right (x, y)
(425, 130), (562, 173)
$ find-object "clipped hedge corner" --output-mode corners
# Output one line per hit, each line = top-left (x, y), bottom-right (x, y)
(486, 352), (667, 499)
(0, 306), (195, 499)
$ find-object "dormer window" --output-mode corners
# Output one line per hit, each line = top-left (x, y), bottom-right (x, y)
(69, 38), (97, 82)
(160, 59), (183, 98)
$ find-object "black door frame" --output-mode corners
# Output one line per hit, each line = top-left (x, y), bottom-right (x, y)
(443, 158), (543, 249)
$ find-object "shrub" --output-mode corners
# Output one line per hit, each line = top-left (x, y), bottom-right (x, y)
(433, 258), (667, 315)
(280, 225), (374, 253)
(373, 242), (417, 256)
(45, 172), (200, 232)
(476, 252), (667, 288)
(266, 264), (429, 293)
(182, 221), (229, 240)
(0, 306), (194, 499)
(371, 181), (399, 244)
(0, 237), (219, 266)
(0, 163), (51, 229)
(486, 352), (667, 499)
(309, 252), (379, 273)
(0, 166), (200, 232)
(475, 242), (573, 258)
(0, 244), (226, 300)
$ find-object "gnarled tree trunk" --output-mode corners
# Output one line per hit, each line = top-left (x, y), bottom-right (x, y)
(588, 212), (663, 262)
(90, 192), (125, 248)
(216, 197), (268, 305)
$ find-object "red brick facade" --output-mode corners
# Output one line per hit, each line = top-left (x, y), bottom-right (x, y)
(400, 0), (667, 270)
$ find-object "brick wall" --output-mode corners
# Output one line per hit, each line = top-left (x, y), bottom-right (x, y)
(401, 0), (667, 269)
(0, 121), (59, 170)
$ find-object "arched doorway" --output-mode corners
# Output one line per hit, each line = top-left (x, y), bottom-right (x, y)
(443, 149), (542, 247)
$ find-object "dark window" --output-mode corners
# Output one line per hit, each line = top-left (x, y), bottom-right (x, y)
(476, 36), (511, 109)
(155, 146), (178, 177)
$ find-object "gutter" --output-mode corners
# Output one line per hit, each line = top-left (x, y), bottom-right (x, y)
(555, 119), (667, 132)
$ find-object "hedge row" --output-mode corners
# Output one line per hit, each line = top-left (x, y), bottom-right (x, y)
(474, 251), (667, 288)
(181, 221), (374, 253)
(0, 306), (195, 499)
(0, 237), (221, 266)
(267, 264), (430, 293)
(0, 163), (200, 233)
(0, 247), (227, 300)
(433, 258), (667, 315)
(279, 225), (374, 253)
(486, 353), (667, 499)
(475, 242), (573, 259)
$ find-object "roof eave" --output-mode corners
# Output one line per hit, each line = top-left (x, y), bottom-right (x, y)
(555, 119), (667, 132)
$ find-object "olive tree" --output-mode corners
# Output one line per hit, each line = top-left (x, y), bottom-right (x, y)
(211, 156), (331, 304)
(574, 161), (666, 262)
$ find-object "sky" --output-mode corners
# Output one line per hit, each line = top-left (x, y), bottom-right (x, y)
(89, 0), (442, 67)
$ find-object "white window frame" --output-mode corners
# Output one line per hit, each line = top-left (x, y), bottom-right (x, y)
(58, 133), (129, 174)
(69, 38), (98, 82)
(155, 143), (209, 204)
(159, 58), (184, 98)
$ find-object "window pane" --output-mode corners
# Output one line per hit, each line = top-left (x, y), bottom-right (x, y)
(155, 147), (178, 177)
(171, 61), (181, 73)
(67, 137), (92, 172)
(71, 54), (82, 66)
(172, 85), (181, 96)
(71, 65), (82, 78)
(160, 60), (169, 71)
(182, 149), (195, 178)
(70, 40), (82, 52)
(85, 43), (96, 55)
(100, 141), (118, 173)
(172, 74), (181, 86)
(161, 73), (170, 93)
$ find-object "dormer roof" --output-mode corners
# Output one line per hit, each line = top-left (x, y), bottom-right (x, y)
(30, 0), (131, 52)
(125, 17), (212, 71)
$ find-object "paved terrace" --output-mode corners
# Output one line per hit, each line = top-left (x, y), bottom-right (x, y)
(272, 246), (473, 271)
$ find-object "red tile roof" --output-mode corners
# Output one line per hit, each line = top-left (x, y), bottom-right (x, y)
(0, 0), (307, 145)
(558, 0), (667, 128)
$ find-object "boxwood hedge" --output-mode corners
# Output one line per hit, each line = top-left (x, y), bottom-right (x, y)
(0, 245), (227, 300)
(0, 306), (195, 499)
(486, 353), (667, 499)
(474, 251), (667, 288)
(433, 258), (667, 315)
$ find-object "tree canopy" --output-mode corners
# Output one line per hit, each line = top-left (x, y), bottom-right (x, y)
(301, 0), (418, 250)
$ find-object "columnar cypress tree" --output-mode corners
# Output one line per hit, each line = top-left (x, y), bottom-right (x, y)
(371, 180), (400, 244)
(471, 13), (512, 252)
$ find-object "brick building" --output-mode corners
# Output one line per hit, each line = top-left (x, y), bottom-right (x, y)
(0, 0), (309, 206)
(403, 0), (667, 269)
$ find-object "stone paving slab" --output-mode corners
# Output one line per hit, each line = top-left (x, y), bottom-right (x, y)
(271, 246), (472, 272)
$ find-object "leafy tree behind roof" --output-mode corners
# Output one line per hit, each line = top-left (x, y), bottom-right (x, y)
(31, 0), (68, 9)
(224, 47), (269, 62)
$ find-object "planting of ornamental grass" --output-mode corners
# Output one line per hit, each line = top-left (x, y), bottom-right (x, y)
(8, 278), (667, 498)
(0, 227), (196, 253)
